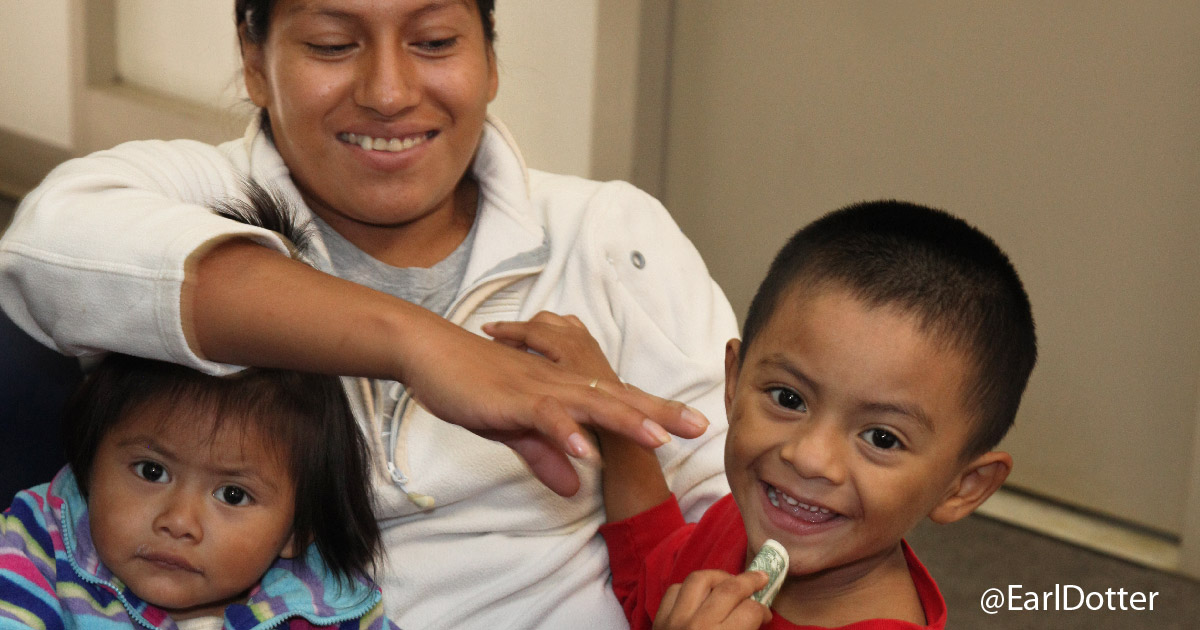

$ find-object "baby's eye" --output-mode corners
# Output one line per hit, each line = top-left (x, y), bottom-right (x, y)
(133, 461), (169, 483)
(215, 485), (253, 507)
(767, 387), (807, 412)
(860, 428), (903, 450)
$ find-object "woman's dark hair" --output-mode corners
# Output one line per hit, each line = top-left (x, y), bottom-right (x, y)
(64, 354), (380, 583)
(236, 0), (496, 46)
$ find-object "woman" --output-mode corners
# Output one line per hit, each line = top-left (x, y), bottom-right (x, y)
(0, 1), (737, 628)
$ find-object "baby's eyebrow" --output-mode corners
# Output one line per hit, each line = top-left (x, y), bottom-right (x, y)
(115, 436), (173, 457)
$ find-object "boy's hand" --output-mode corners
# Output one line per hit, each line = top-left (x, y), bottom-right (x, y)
(483, 311), (621, 387)
(654, 570), (773, 630)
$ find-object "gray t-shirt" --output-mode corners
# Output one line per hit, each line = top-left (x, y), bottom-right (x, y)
(312, 213), (478, 434)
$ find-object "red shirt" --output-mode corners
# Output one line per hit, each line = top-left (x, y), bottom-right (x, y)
(599, 495), (947, 630)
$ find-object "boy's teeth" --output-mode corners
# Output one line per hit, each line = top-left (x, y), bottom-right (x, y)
(341, 132), (427, 153)
(767, 485), (832, 515)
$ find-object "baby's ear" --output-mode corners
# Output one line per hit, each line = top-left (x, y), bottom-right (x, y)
(928, 451), (1012, 524)
(279, 531), (303, 559)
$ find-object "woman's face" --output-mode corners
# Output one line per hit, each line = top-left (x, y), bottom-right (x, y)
(242, 0), (497, 245)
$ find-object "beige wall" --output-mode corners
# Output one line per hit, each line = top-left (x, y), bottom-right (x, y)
(0, 0), (73, 148)
(113, 0), (245, 111)
(662, 1), (1200, 536)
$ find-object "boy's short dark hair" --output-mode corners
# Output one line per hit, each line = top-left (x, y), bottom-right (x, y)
(64, 354), (380, 582)
(740, 200), (1037, 458)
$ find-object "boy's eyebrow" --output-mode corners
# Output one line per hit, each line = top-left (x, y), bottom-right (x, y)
(759, 354), (935, 433)
(858, 400), (934, 434)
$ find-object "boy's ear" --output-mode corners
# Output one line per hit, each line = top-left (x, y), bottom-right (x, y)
(723, 339), (741, 417)
(928, 451), (1012, 524)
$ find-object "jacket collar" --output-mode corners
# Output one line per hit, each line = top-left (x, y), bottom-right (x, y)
(51, 468), (380, 630)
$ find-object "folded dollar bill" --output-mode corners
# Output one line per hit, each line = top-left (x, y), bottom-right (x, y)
(748, 539), (789, 607)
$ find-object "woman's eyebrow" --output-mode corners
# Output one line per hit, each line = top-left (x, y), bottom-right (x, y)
(286, 0), (471, 21)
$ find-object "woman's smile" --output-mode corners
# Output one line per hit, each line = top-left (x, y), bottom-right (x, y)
(338, 130), (437, 153)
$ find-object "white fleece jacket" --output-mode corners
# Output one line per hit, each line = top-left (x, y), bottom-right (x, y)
(0, 117), (736, 630)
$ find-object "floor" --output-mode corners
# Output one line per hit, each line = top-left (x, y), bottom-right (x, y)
(2, 192), (1198, 627)
(908, 508), (1199, 628)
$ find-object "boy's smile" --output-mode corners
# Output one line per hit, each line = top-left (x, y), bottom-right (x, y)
(724, 284), (1003, 594)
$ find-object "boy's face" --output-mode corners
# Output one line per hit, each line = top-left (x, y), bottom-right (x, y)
(725, 285), (1006, 579)
(88, 399), (299, 619)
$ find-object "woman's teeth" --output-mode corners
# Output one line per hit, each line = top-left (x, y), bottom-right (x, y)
(767, 485), (832, 515)
(339, 132), (428, 152)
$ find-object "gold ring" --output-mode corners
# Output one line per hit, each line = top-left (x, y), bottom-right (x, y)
(587, 378), (599, 388)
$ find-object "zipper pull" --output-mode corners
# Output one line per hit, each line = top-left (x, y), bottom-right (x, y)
(387, 462), (435, 509)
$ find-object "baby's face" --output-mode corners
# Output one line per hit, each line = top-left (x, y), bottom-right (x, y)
(723, 286), (977, 582)
(88, 400), (298, 619)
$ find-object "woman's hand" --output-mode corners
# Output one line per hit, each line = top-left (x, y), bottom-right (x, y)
(654, 570), (773, 630)
(484, 312), (673, 514)
(190, 242), (710, 497)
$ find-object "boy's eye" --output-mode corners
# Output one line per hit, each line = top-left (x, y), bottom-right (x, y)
(215, 485), (252, 507)
(768, 387), (807, 412)
(861, 428), (903, 450)
(133, 461), (169, 483)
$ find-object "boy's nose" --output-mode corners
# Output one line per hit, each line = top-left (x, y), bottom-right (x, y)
(153, 491), (204, 542)
(779, 419), (847, 485)
(356, 44), (421, 117)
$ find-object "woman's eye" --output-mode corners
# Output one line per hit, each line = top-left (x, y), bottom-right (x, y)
(768, 387), (807, 412)
(861, 428), (903, 450)
(415, 37), (458, 53)
(215, 485), (252, 507)
(306, 43), (354, 56)
(133, 461), (169, 483)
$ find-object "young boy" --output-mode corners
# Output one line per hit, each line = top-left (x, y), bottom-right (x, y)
(489, 199), (1037, 629)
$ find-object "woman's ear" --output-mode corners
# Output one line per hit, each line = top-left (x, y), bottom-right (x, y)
(240, 27), (271, 109)
(486, 44), (499, 102)
(928, 451), (1012, 524)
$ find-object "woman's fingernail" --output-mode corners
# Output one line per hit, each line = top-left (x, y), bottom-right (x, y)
(643, 419), (672, 445)
(567, 432), (594, 458)
(682, 406), (709, 431)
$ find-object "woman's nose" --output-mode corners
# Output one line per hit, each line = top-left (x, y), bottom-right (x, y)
(153, 490), (204, 542)
(356, 44), (420, 116)
(779, 419), (847, 485)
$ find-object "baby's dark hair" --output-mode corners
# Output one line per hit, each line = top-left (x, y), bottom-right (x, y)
(740, 200), (1037, 458)
(64, 356), (380, 582)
